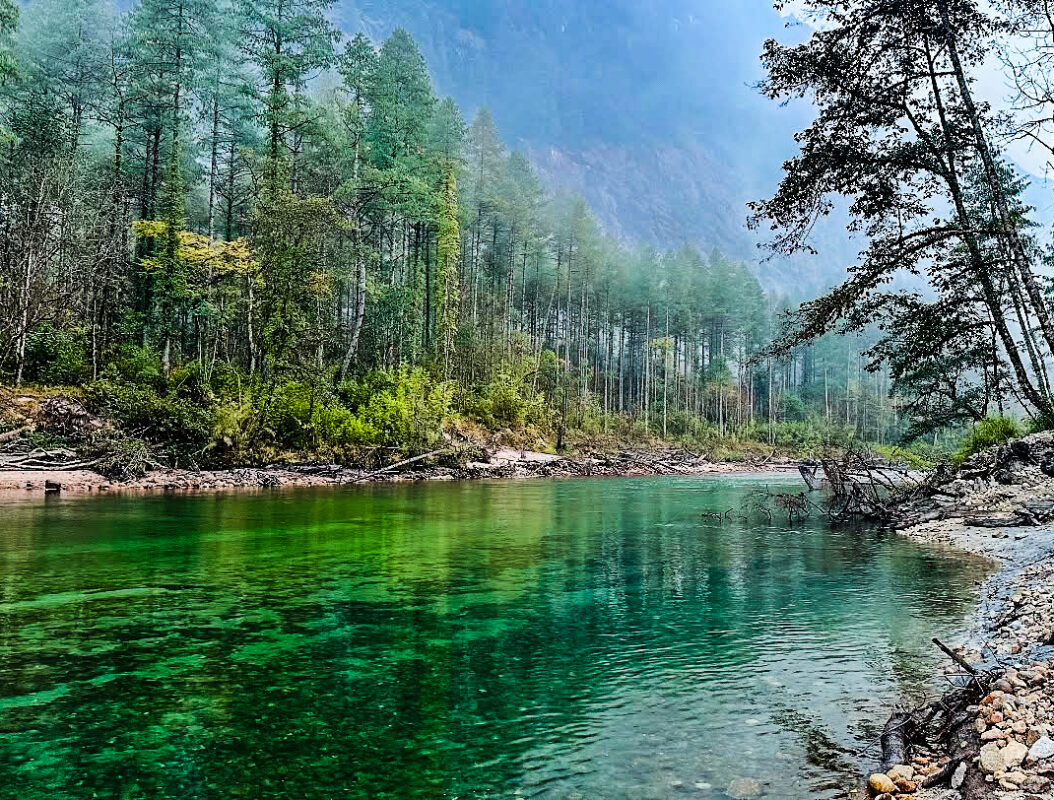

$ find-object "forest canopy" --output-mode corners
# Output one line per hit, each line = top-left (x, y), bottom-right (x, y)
(0, 0), (904, 465)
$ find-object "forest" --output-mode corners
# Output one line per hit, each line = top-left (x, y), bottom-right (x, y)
(0, 0), (913, 468)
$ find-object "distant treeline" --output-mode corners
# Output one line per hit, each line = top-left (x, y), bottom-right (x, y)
(0, 0), (900, 461)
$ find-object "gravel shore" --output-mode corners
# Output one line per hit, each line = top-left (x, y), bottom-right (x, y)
(867, 516), (1054, 800)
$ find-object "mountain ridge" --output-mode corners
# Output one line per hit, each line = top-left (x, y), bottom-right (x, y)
(336, 0), (858, 291)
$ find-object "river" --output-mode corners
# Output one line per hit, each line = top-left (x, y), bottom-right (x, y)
(0, 474), (990, 799)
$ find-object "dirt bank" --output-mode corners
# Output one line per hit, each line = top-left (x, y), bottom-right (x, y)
(0, 447), (796, 499)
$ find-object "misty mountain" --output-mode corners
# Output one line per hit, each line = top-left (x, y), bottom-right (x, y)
(335, 0), (860, 291)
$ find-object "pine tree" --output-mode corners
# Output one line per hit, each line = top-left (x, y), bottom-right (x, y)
(238, 0), (339, 184)
(0, 0), (16, 90)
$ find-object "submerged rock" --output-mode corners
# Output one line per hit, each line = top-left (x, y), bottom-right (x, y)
(726, 777), (762, 799)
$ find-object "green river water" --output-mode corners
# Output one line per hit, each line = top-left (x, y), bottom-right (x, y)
(0, 474), (989, 799)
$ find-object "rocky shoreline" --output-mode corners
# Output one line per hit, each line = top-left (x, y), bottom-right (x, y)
(864, 484), (1054, 799)
(0, 447), (796, 498)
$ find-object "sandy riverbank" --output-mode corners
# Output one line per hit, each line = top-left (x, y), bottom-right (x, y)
(0, 447), (797, 499)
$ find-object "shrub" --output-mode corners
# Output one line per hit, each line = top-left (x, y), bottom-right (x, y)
(317, 405), (377, 453)
(86, 381), (212, 451)
(737, 420), (856, 454)
(101, 344), (164, 388)
(955, 416), (1024, 464)
(871, 443), (935, 471)
(261, 380), (318, 449)
(23, 323), (90, 385)
(96, 437), (157, 481)
(358, 368), (453, 448)
(208, 400), (254, 457)
(463, 373), (550, 430)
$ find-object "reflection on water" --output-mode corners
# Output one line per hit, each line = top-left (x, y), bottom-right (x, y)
(0, 475), (989, 799)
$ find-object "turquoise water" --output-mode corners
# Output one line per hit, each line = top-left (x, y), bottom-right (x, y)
(0, 475), (988, 799)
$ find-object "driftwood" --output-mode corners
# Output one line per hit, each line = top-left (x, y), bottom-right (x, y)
(932, 637), (977, 675)
(348, 448), (452, 483)
(880, 710), (913, 771)
(799, 460), (823, 491)
(0, 448), (101, 472)
(877, 639), (992, 799)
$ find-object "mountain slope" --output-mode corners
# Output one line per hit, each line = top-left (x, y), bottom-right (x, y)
(335, 0), (859, 290)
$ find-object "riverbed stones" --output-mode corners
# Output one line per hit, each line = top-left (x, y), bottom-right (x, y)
(868, 773), (898, 794)
(980, 742), (1007, 775)
(862, 440), (1054, 800)
(1003, 739), (1029, 768)
(725, 777), (761, 799)
(951, 761), (968, 789)
(887, 764), (914, 782)
(1028, 734), (1054, 762)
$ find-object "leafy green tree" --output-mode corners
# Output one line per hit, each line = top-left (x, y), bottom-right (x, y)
(751, 0), (1054, 424)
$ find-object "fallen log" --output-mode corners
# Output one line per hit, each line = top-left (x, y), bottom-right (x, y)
(348, 448), (452, 484)
(798, 461), (823, 491)
(880, 710), (913, 771)
(0, 458), (101, 472)
(0, 424), (34, 444)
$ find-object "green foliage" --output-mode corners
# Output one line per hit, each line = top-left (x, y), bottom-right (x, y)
(871, 443), (937, 471)
(259, 380), (330, 450)
(781, 393), (809, 423)
(954, 416), (1024, 465)
(739, 420), (857, 454)
(87, 381), (212, 450)
(23, 323), (90, 385)
(0, 8), (918, 468)
(95, 436), (157, 481)
(101, 344), (164, 387)
(0, 0), (16, 87)
(340, 367), (453, 450)
(463, 372), (550, 430)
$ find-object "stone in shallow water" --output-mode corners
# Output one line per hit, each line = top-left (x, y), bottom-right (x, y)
(726, 777), (762, 799)
(951, 761), (967, 789)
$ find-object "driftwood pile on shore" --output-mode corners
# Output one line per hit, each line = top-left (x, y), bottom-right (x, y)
(893, 433), (1054, 531)
(792, 433), (1054, 531)
(284, 446), (783, 483)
